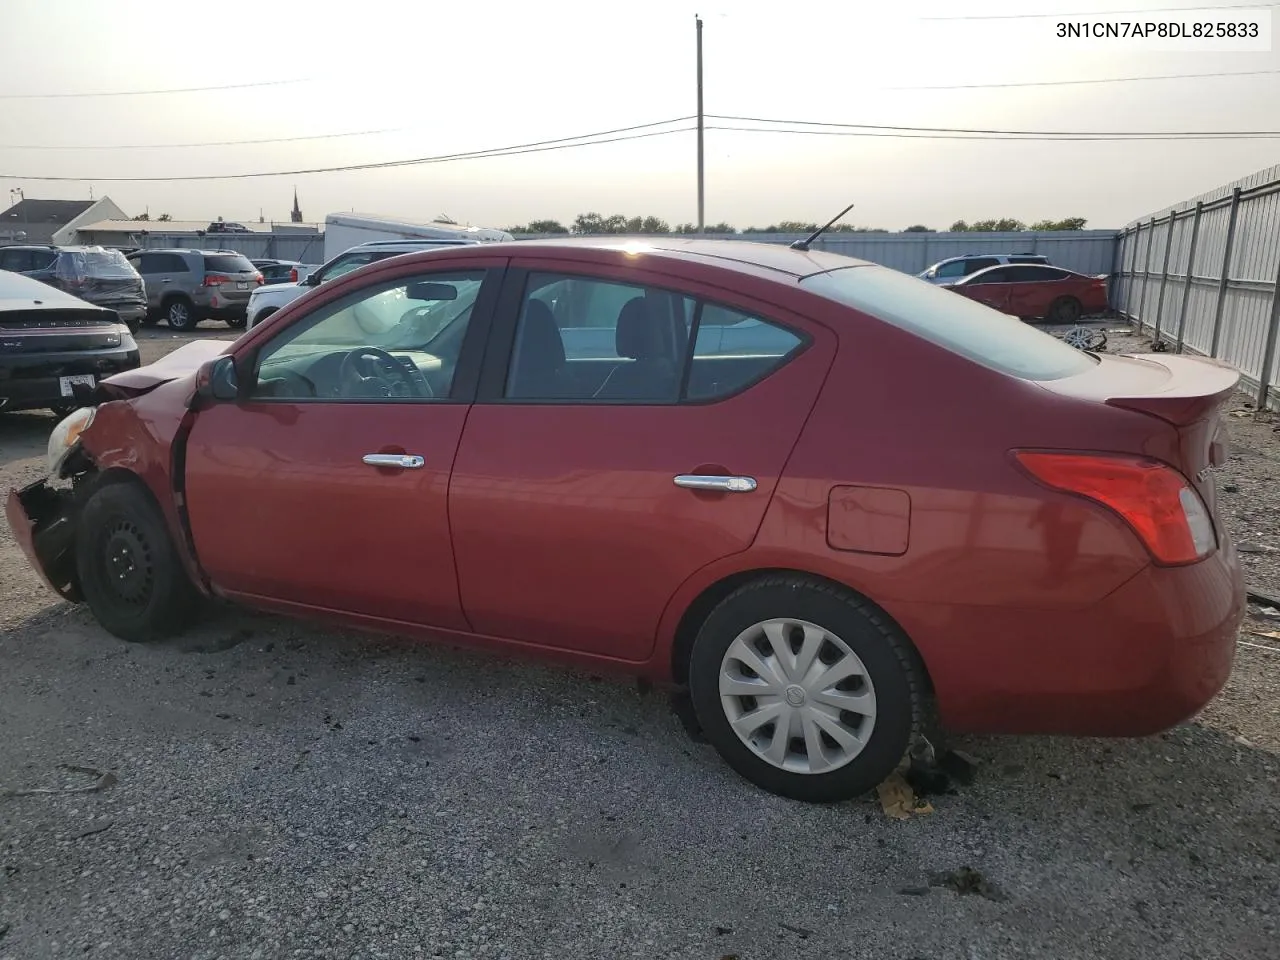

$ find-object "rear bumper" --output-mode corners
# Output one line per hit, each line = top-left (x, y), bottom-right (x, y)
(202, 302), (249, 320)
(0, 347), (141, 412)
(903, 542), (1245, 737)
(5, 481), (81, 601)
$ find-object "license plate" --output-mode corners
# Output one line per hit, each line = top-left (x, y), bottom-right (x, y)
(236, 281), (248, 290)
(59, 374), (95, 397)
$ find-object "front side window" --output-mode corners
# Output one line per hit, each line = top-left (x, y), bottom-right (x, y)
(963, 268), (1011, 286)
(504, 271), (806, 403)
(250, 269), (487, 401)
(801, 265), (1095, 382)
(933, 260), (967, 279)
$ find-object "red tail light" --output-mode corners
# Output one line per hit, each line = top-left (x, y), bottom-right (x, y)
(1014, 451), (1215, 565)
(203, 274), (230, 287)
(289, 267), (298, 283)
(255, 272), (264, 285)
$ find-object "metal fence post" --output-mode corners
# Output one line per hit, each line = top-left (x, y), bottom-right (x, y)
(920, 234), (930, 273)
(1209, 186), (1242, 359)
(1106, 229), (1123, 312)
(1123, 225), (1140, 321)
(1136, 218), (1157, 331)
(1256, 250), (1280, 411)
(1174, 201), (1203, 354)
(1153, 212), (1177, 342)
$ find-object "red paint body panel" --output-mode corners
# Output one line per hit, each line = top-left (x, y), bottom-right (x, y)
(183, 403), (471, 629)
(450, 276), (835, 661)
(826, 486), (912, 555)
(953, 272), (1110, 319)
(11, 237), (1244, 743)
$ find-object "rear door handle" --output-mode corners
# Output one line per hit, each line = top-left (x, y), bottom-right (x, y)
(363, 454), (424, 469)
(673, 474), (757, 492)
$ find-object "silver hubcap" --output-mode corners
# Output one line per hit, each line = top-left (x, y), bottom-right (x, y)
(719, 618), (877, 775)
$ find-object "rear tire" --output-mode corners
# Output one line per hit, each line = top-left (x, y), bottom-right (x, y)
(75, 481), (201, 643)
(163, 297), (197, 332)
(225, 315), (247, 329)
(1046, 297), (1082, 324)
(688, 575), (923, 803)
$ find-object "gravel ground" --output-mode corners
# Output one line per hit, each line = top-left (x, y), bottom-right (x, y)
(2, 323), (1278, 960)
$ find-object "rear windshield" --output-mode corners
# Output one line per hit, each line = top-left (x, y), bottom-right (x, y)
(800, 265), (1097, 381)
(55, 248), (138, 280)
(203, 254), (257, 273)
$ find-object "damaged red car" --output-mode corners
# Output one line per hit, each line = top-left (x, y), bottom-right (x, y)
(6, 238), (1245, 802)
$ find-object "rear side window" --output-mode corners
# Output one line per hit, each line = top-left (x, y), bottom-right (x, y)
(686, 305), (804, 401)
(1009, 255), (1049, 264)
(963, 257), (1000, 274)
(203, 254), (257, 273)
(801, 265), (1096, 382)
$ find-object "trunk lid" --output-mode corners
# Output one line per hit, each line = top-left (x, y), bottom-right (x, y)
(1037, 352), (1239, 516)
(0, 307), (125, 352)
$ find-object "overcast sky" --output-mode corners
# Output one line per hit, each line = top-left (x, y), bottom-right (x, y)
(0, 0), (1276, 231)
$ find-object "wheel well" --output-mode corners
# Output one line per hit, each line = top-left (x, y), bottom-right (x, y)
(254, 306), (278, 323)
(161, 292), (192, 307)
(668, 568), (935, 696)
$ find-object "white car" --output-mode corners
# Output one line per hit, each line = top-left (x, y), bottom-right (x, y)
(245, 239), (486, 330)
(917, 253), (1049, 284)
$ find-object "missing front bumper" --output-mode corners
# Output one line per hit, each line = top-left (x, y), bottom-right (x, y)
(5, 480), (81, 601)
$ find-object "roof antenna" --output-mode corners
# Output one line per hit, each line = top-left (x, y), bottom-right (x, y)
(790, 202), (854, 251)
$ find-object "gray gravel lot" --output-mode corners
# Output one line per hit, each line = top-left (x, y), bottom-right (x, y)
(2, 324), (1279, 960)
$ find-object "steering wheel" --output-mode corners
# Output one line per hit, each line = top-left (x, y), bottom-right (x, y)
(336, 347), (432, 399)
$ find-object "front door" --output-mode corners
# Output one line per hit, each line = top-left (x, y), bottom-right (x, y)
(183, 262), (504, 629)
(448, 265), (835, 662)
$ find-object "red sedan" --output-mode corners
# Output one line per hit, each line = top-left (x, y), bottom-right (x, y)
(6, 238), (1244, 803)
(941, 262), (1111, 323)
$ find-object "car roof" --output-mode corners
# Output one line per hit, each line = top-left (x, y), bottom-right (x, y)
(431, 236), (874, 280)
(0, 267), (113, 311)
(956, 262), (1066, 282)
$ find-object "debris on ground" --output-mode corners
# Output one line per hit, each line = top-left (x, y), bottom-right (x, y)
(778, 922), (813, 939)
(876, 771), (934, 820)
(929, 866), (1007, 902)
(0, 765), (117, 798)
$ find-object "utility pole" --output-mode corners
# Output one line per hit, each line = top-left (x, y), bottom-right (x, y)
(696, 14), (705, 234)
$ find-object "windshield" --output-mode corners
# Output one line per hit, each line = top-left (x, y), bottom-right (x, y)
(800, 265), (1097, 381)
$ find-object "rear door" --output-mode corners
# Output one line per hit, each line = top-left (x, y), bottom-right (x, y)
(956, 267), (1013, 311)
(1004, 265), (1069, 318)
(448, 263), (836, 661)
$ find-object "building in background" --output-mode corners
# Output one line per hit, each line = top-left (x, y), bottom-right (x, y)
(1, 196), (128, 245)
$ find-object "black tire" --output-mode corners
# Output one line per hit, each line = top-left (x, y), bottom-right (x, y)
(49, 402), (76, 419)
(75, 481), (201, 643)
(224, 315), (247, 329)
(688, 575), (923, 803)
(163, 296), (198, 332)
(1046, 297), (1082, 324)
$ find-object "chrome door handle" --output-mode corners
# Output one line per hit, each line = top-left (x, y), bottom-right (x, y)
(673, 474), (757, 493)
(362, 454), (424, 469)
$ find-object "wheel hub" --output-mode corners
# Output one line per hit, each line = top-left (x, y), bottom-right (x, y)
(719, 618), (877, 776)
(103, 522), (152, 604)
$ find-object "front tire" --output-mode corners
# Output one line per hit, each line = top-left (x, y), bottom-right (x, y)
(75, 481), (201, 643)
(225, 315), (247, 329)
(688, 575), (923, 803)
(164, 297), (198, 332)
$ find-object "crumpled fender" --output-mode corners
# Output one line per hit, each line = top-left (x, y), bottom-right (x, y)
(78, 375), (211, 595)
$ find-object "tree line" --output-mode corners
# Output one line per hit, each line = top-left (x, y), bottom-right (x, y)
(506, 213), (1089, 235)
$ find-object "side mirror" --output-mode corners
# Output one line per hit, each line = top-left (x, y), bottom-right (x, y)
(299, 272), (319, 287)
(191, 355), (242, 409)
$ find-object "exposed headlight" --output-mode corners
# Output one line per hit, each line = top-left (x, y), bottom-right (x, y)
(47, 406), (96, 476)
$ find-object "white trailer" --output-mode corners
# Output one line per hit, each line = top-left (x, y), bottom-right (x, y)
(323, 213), (512, 261)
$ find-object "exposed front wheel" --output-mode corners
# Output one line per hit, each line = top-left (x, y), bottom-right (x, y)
(164, 298), (197, 331)
(75, 482), (201, 643)
(688, 575), (923, 802)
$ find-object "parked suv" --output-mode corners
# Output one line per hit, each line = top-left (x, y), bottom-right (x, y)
(0, 244), (147, 332)
(246, 239), (482, 330)
(126, 249), (263, 330)
(917, 253), (1049, 284)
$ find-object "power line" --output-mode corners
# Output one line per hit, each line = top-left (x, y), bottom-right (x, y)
(0, 119), (695, 182)
(888, 68), (1280, 90)
(0, 129), (401, 150)
(707, 114), (1280, 138)
(0, 79), (306, 100)
(923, 2), (1274, 19)
(708, 124), (1280, 141)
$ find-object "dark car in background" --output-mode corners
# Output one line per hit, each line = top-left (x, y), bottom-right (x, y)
(0, 245), (147, 332)
(0, 269), (140, 415)
(940, 263), (1111, 323)
(126, 249), (263, 330)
